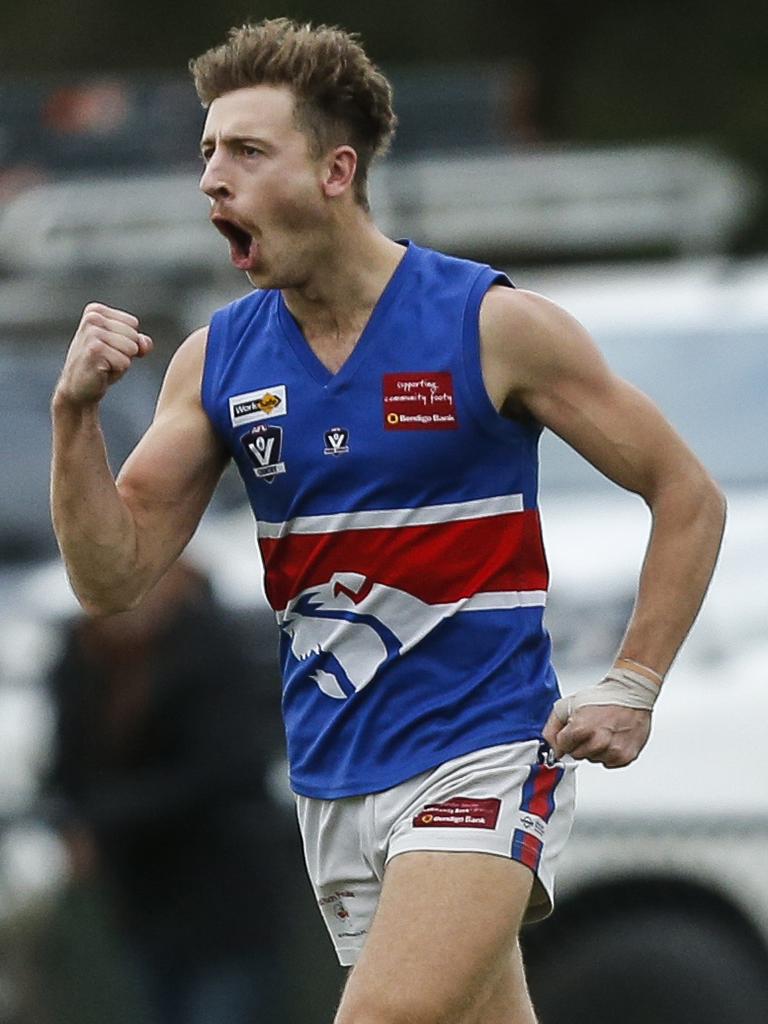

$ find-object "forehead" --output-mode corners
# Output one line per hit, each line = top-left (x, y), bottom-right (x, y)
(201, 84), (300, 141)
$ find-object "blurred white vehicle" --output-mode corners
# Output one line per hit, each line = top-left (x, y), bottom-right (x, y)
(521, 259), (768, 1023)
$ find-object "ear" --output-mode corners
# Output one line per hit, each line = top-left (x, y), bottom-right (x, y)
(322, 145), (358, 198)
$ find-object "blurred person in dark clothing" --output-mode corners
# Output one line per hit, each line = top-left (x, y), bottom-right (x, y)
(43, 558), (287, 1024)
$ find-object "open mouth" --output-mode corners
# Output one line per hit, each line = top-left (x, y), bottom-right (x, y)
(211, 216), (256, 269)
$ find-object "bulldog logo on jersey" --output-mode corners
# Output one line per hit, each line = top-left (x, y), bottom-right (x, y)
(278, 572), (455, 699)
(241, 423), (286, 482)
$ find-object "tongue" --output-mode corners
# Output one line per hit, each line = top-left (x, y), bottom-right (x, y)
(230, 236), (258, 271)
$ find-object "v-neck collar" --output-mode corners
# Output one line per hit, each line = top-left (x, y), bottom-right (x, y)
(276, 240), (414, 388)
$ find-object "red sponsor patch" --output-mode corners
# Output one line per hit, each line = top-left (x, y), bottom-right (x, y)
(383, 372), (458, 430)
(413, 797), (501, 829)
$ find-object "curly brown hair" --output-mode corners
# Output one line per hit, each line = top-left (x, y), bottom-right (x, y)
(189, 18), (397, 210)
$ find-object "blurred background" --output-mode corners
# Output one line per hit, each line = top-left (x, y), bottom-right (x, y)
(1, 2), (768, 1022)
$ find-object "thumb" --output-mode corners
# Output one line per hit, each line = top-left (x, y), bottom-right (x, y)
(136, 333), (153, 357)
(542, 708), (564, 753)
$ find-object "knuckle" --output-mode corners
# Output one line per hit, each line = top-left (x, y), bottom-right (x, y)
(84, 338), (105, 359)
(81, 311), (104, 328)
(569, 724), (590, 744)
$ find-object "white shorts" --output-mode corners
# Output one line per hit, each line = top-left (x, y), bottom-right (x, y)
(296, 741), (577, 966)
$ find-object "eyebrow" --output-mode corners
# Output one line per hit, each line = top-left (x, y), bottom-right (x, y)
(199, 132), (274, 155)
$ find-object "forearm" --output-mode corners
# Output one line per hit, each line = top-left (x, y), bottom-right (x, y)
(51, 396), (145, 613)
(618, 469), (727, 678)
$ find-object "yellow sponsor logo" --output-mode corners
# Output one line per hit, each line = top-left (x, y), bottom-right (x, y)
(257, 392), (282, 414)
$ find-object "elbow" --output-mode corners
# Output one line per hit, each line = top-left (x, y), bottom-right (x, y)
(699, 470), (727, 532)
(78, 595), (140, 618)
(678, 467), (727, 541)
(78, 594), (141, 618)
(648, 461), (727, 531)
(72, 578), (147, 618)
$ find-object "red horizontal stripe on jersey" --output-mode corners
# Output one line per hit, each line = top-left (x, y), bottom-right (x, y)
(259, 509), (548, 612)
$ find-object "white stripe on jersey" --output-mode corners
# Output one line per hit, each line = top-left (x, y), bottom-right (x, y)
(461, 590), (547, 611)
(257, 493), (525, 540)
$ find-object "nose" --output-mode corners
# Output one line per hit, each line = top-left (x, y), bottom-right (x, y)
(199, 151), (232, 200)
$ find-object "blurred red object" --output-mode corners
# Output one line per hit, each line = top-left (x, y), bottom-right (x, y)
(42, 81), (130, 136)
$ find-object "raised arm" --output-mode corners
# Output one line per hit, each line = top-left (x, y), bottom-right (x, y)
(51, 303), (228, 615)
(479, 286), (727, 767)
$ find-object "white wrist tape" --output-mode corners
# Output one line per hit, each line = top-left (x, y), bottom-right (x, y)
(552, 666), (660, 724)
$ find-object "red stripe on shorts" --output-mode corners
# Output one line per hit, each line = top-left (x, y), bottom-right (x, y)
(520, 764), (564, 822)
(511, 829), (543, 872)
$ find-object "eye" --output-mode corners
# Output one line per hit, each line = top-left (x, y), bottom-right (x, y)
(241, 143), (261, 157)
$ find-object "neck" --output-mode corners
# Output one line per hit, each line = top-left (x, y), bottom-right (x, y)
(281, 216), (406, 339)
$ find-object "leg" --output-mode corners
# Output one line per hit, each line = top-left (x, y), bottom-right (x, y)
(466, 942), (538, 1024)
(334, 850), (537, 1024)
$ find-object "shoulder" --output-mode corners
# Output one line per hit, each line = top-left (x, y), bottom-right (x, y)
(163, 326), (208, 382)
(211, 289), (273, 333)
(408, 242), (510, 294)
(155, 326), (210, 410)
(480, 286), (585, 351)
(479, 285), (610, 400)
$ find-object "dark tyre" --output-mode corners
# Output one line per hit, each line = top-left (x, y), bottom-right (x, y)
(525, 908), (768, 1024)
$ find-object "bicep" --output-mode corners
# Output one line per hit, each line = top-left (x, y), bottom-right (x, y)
(486, 290), (701, 501)
(116, 329), (229, 568)
(534, 368), (698, 500)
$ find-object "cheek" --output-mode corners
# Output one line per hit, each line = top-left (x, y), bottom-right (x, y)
(270, 171), (326, 231)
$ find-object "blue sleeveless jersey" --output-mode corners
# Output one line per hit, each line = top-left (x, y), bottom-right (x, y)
(202, 241), (560, 798)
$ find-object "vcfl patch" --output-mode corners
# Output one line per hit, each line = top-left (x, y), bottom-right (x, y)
(229, 384), (287, 426)
(324, 427), (350, 455)
(241, 424), (286, 482)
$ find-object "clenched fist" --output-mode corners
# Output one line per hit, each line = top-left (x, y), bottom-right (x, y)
(55, 302), (153, 407)
(542, 703), (652, 769)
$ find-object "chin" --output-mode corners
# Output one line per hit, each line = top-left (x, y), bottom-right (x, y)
(248, 265), (307, 291)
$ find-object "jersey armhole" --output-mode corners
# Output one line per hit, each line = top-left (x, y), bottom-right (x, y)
(459, 269), (537, 443)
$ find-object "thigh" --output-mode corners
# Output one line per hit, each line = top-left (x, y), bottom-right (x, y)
(335, 850), (536, 1024)
(386, 741), (576, 926)
(467, 942), (538, 1024)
